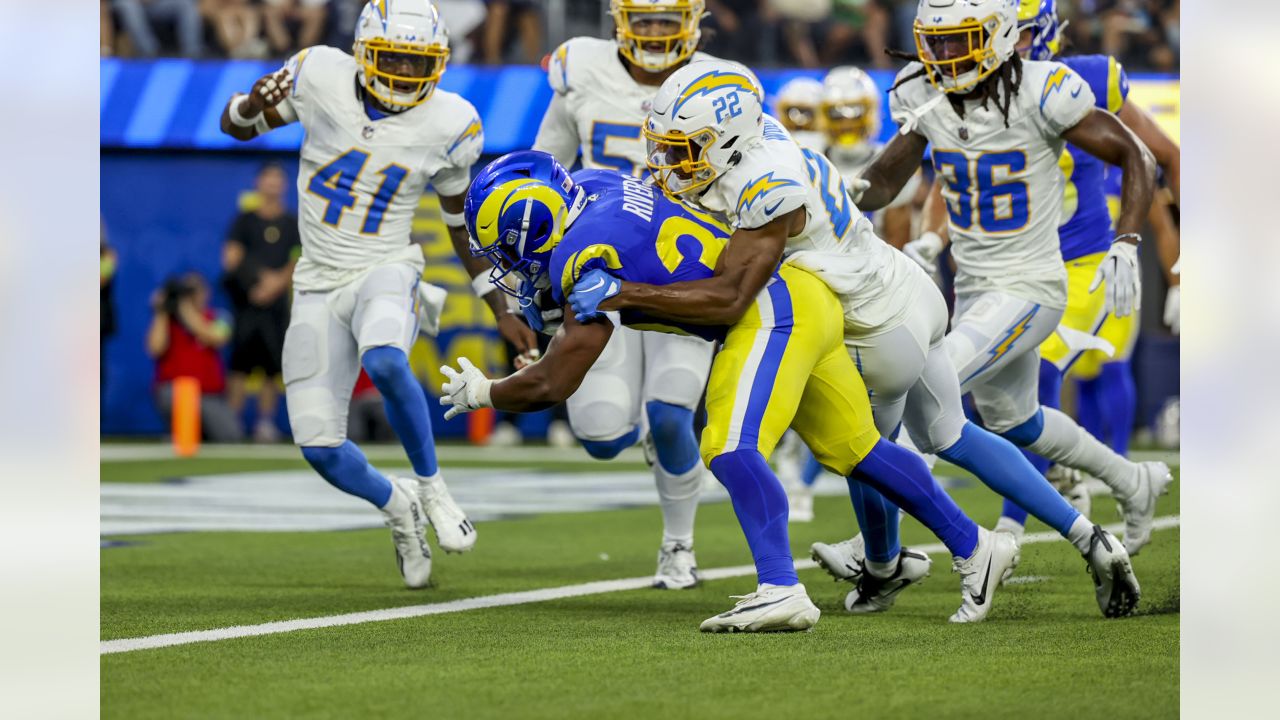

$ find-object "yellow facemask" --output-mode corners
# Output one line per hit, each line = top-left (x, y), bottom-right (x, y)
(355, 36), (449, 109)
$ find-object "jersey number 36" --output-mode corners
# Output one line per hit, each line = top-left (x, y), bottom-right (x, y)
(932, 150), (1030, 233)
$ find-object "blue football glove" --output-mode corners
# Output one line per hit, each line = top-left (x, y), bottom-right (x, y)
(568, 268), (621, 323)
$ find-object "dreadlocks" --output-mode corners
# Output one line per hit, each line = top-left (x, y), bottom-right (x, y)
(885, 48), (1025, 128)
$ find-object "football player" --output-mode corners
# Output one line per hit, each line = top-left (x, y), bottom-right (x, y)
(570, 60), (1139, 618)
(442, 151), (1021, 631)
(850, 0), (1172, 558)
(218, 0), (495, 588)
(820, 66), (919, 249)
(772, 77), (826, 152)
(530, 0), (723, 590)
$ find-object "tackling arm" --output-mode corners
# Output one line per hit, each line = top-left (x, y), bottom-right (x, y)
(1062, 108), (1156, 242)
(856, 130), (930, 211)
(599, 208), (799, 326)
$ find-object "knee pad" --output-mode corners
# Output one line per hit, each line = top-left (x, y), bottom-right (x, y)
(998, 408), (1045, 447)
(580, 426), (640, 460)
(360, 345), (408, 385)
(645, 401), (699, 475)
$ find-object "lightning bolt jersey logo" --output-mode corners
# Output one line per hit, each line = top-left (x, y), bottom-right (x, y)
(1040, 66), (1077, 111)
(735, 173), (801, 216)
(672, 70), (760, 117)
(448, 118), (484, 154)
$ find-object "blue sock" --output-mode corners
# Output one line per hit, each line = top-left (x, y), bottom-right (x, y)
(645, 401), (699, 474)
(362, 346), (438, 477)
(845, 480), (901, 562)
(709, 449), (798, 586)
(942, 423), (1079, 536)
(850, 439), (978, 558)
(580, 426), (641, 460)
(302, 442), (393, 507)
(1078, 361), (1136, 455)
(801, 451), (822, 487)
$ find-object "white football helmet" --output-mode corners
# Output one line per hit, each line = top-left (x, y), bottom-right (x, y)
(354, 0), (450, 111)
(913, 0), (1019, 93)
(644, 60), (763, 196)
(610, 0), (706, 72)
(821, 66), (881, 148)
(773, 77), (823, 140)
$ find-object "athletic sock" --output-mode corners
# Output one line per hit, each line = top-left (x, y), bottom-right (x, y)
(940, 423), (1079, 536)
(655, 462), (701, 547)
(1025, 407), (1139, 500)
(849, 439), (979, 559)
(708, 449), (798, 586)
(865, 558), (898, 579)
(301, 441), (393, 507)
(846, 480), (901, 563)
(1066, 514), (1095, 555)
(362, 346), (439, 478)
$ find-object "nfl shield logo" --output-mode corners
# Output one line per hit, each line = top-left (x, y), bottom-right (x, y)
(362, 125), (375, 139)
(641, 99), (653, 113)
(959, 127), (969, 141)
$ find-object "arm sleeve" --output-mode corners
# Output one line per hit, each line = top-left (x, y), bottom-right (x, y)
(532, 92), (582, 166)
(432, 108), (485, 197)
(1038, 62), (1096, 137)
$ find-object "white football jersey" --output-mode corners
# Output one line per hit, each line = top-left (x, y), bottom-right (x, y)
(534, 36), (713, 176)
(890, 59), (1095, 306)
(274, 46), (485, 291)
(693, 115), (919, 335)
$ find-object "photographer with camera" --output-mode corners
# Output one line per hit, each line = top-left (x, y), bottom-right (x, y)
(145, 272), (244, 442)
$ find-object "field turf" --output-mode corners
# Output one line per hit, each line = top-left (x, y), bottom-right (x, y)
(101, 447), (1178, 719)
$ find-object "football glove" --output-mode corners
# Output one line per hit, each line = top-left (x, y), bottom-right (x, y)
(847, 176), (871, 205)
(568, 268), (621, 323)
(1164, 285), (1179, 335)
(903, 231), (944, 276)
(439, 357), (492, 420)
(1089, 239), (1141, 317)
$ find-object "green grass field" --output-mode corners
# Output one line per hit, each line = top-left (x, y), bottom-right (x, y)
(101, 446), (1178, 719)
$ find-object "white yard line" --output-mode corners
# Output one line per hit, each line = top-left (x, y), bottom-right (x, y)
(101, 515), (1180, 655)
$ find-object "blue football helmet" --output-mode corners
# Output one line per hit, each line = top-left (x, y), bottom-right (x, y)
(463, 151), (583, 305)
(1016, 0), (1064, 61)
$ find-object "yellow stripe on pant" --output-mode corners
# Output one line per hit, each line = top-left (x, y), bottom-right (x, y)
(700, 264), (880, 476)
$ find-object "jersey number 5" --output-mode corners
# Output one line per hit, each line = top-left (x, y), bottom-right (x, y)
(307, 148), (409, 235)
(932, 150), (1030, 233)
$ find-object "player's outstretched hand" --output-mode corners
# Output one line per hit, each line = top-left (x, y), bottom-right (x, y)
(496, 313), (538, 361)
(243, 67), (293, 117)
(439, 357), (493, 420)
(903, 231), (944, 277)
(568, 268), (621, 323)
(1090, 240), (1141, 317)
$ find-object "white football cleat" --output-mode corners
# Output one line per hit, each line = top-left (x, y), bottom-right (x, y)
(1116, 461), (1173, 556)
(1084, 525), (1141, 618)
(991, 519), (1024, 585)
(949, 527), (1020, 623)
(1047, 464), (1091, 517)
(810, 535), (866, 583)
(845, 548), (932, 614)
(413, 474), (477, 553)
(380, 477), (432, 589)
(653, 542), (699, 589)
(699, 583), (821, 633)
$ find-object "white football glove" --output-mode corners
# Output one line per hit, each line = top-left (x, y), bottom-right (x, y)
(903, 231), (945, 276)
(846, 176), (871, 205)
(1089, 240), (1141, 317)
(439, 357), (493, 420)
(1164, 284), (1180, 335)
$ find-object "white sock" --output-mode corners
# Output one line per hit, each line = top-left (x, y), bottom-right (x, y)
(655, 462), (702, 546)
(1065, 515), (1095, 555)
(994, 516), (1026, 537)
(380, 481), (408, 513)
(866, 556), (899, 579)
(1026, 408), (1138, 500)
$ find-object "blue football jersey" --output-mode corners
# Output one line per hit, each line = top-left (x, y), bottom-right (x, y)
(548, 169), (736, 342)
(1058, 54), (1130, 261)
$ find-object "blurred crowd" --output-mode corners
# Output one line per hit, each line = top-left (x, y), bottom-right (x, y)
(102, 0), (1179, 72)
